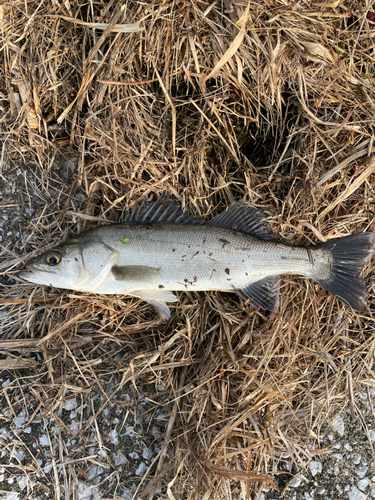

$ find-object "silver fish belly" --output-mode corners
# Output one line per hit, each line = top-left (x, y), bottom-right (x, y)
(19, 199), (375, 319)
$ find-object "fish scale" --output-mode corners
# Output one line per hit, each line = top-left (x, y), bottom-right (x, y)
(19, 199), (375, 319)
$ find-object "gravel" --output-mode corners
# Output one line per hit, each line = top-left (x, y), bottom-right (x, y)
(261, 390), (375, 500)
(0, 368), (170, 499)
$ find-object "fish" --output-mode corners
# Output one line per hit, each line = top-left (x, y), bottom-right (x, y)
(19, 199), (375, 319)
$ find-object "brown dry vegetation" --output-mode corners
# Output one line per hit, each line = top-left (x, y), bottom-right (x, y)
(1, 0), (375, 498)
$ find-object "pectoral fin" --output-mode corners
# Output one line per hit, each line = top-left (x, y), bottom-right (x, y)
(112, 265), (162, 282)
(128, 289), (178, 320)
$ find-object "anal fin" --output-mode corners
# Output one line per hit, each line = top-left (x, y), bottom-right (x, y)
(129, 289), (178, 320)
(237, 276), (280, 312)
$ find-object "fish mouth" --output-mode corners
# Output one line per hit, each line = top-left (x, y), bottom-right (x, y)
(18, 271), (42, 285)
(18, 264), (56, 286)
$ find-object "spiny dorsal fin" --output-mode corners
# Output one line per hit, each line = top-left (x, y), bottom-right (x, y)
(123, 197), (200, 225)
(236, 276), (280, 312)
(209, 201), (272, 240)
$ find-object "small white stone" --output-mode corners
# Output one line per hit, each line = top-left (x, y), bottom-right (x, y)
(357, 466), (369, 479)
(1, 493), (19, 500)
(0, 428), (13, 441)
(110, 429), (118, 445)
(349, 485), (367, 500)
(358, 478), (370, 491)
(87, 465), (103, 480)
(304, 493), (313, 500)
(12, 450), (25, 463)
(77, 481), (100, 500)
(39, 434), (50, 446)
(309, 461), (322, 477)
(135, 462), (147, 476)
(256, 494), (265, 500)
(290, 476), (302, 488)
(371, 488), (375, 498)
(142, 448), (153, 460)
(330, 415), (345, 436)
(332, 453), (343, 459)
(44, 462), (52, 473)
(332, 443), (341, 449)
(13, 412), (27, 428)
(344, 443), (353, 451)
(114, 453), (126, 466)
(345, 485), (351, 491)
(18, 476), (35, 490)
(62, 398), (76, 411)
(354, 456), (362, 465)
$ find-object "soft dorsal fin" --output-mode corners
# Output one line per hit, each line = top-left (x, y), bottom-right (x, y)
(209, 201), (272, 240)
(237, 276), (280, 312)
(123, 197), (200, 225)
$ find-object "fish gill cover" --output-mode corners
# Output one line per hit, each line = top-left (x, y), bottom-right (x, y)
(0, 0), (374, 498)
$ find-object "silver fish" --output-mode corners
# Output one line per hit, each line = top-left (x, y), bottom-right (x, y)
(19, 199), (375, 319)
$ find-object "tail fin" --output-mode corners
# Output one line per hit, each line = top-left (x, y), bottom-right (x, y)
(313, 233), (375, 311)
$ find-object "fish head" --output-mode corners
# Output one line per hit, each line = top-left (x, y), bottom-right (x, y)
(19, 242), (86, 289)
(19, 239), (119, 291)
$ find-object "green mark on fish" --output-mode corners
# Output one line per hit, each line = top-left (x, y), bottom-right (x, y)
(120, 237), (131, 244)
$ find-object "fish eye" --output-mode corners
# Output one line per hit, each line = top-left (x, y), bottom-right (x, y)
(46, 251), (62, 266)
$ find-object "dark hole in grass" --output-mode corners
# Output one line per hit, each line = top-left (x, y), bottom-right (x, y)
(240, 91), (300, 175)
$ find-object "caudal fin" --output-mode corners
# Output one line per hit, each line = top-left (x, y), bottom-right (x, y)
(313, 233), (375, 311)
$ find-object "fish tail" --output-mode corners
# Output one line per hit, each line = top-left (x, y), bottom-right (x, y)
(311, 233), (375, 311)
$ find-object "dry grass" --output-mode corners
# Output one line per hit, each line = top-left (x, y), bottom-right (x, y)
(1, 0), (375, 498)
